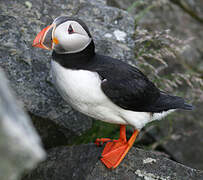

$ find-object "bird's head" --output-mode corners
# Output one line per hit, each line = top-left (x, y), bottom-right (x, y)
(33, 16), (92, 54)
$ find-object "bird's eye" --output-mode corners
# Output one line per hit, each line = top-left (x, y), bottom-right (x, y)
(68, 25), (74, 34)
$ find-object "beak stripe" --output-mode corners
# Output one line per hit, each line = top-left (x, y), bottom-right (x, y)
(33, 24), (55, 50)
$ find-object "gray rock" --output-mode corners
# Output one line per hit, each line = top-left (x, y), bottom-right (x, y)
(0, 0), (135, 137)
(149, 104), (203, 170)
(30, 114), (74, 149)
(108, 0), (203, 23)
(0, 68), (45, 180)
(22, 144), (203, 180)
(107, 0), (134, 10)
(170, 0), (203, 22)
(108, 0), (203, 72)
(139, 1), (203, 71)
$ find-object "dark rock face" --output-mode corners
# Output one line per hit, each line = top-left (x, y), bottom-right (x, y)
(0, 0), (134, 140)
(23, 144), (203, 180)
(150, 106), (203, 170)
(30, 114), (73, 149)
(108, 0), (203, 72)
(170, 0), (203, 22)
(138, 1), (203, 71)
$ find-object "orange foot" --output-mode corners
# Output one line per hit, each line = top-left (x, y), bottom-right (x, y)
(95, 125), (139, 169)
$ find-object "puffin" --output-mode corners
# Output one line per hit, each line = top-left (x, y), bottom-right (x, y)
(33, 16), (193, 169)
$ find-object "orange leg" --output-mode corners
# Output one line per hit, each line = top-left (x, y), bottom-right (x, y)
(95, 125), (139, 169)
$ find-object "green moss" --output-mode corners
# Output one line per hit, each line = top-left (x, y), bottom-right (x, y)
(68, 120), (120, 145)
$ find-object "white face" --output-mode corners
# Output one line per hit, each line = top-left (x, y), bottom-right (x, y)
(53, 21), (92, 54)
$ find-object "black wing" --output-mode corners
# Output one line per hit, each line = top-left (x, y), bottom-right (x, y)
(91, 55), (161, 112)
(95, 55), (193, 112)
(100, 69), (160, 112)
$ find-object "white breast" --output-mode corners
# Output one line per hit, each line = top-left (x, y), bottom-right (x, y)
(51, 61), (173, 130)
(51, 60), (127, 125)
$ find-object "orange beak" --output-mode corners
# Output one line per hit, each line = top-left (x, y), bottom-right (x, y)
(32, 25), (54, 50)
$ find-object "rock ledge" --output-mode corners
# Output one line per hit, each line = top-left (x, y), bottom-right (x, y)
(23, 144), (203, 180)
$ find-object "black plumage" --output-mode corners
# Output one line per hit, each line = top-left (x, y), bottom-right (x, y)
(52, 40), (193, 113)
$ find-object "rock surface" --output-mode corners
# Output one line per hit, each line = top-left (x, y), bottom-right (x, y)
(170, 0), (203, 22)
(150, 106), (203, 170)
(0, 0), (134, 139)
(108, 0), (203, 72)
(23, 144), (203, 180)
(138, 0), (203, 71)
(0, 68), (45, 180)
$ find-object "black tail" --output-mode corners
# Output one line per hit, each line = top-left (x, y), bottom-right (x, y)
(181, 102), (194, 110)
(147, 92), (194, 112)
